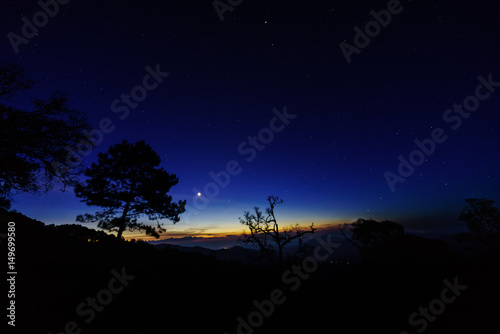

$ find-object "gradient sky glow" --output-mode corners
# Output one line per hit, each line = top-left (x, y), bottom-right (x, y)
(3, 0), (499, 246)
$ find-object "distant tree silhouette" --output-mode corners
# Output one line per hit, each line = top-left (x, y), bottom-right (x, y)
(458, 198), (500, 236)
(0, 63), (33, 98)
(238, 195), (316, 269)
(0, 63), (91, 208)
(75, 140), (186, 239)
(362, 233), (458, 264)
(45, 224), (115, 243)
(340, 218), (405, 256)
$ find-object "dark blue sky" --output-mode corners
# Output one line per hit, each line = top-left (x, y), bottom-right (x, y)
(3, 0), (499, 242)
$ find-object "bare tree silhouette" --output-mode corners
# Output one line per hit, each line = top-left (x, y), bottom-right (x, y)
(238, 195), (316, 269)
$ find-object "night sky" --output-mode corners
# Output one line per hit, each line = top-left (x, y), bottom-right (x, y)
(2, 0), (499, 246)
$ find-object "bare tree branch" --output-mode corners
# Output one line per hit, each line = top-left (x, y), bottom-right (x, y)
(238, 195), (316, 269)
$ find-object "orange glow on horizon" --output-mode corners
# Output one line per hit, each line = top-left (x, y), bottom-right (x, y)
(123, 219), (349, 242)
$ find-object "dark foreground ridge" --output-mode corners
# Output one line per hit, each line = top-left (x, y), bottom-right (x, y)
(1, 208), (499, 333)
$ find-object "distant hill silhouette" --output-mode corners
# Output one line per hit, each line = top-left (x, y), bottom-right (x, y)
(153, 234), (362, 266)
(154, 244), (259, 263)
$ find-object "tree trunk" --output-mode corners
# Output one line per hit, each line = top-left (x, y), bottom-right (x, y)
(116, 202), (130, 239)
